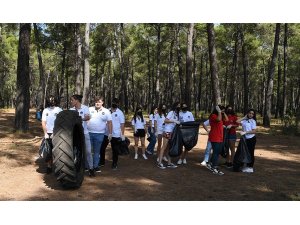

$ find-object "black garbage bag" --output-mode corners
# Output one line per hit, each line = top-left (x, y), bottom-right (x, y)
(220, 128), (229, 158)
(180, 121), (201, 151)
(233, 136), (251, 172)
(39, 138), (52, 161)
(117, 137), (130, 155)
(168, 125), (183, 157)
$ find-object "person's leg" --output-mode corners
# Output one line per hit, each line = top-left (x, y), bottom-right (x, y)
(134, 136), (139, 159)
(246, 136), (256, 168)
(147, 127), (157, 154)
(99, 135), (109, 166)
(210, 142), (223, 168)
(228, 140), (236, 164)
(141, 137), (147, 159)
(159, 136), (168, 164)
(92, 133), (104, 169)
(111, 137), (119, 168)
(203, 141), (212, 162)
(85, 133), (93, 170)
(156, 134), (162, 158)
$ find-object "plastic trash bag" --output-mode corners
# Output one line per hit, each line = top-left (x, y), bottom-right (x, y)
(39, 138), (52, 161)
(168, 125), (183, 157)
(117, 137), (130, 155)
(180, 121), (201, 151)
(232, 136), (251, 172)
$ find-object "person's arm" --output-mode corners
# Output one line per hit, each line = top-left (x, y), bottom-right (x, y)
(107, 120), (112, 135)
(42, 120), (47, 135)
(237, 115), (247, 123)
(222, 112), (229, 122)
(203, 123), (210, 133)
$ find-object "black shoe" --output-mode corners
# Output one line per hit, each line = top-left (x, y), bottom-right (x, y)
(89, 169), (96, 177)
(46, 167), (52, 174)
(99, 163), (105, 167)
(226, 162), (233, 168)
(94, 167), (101, 173)
(112, 164), (118, 170)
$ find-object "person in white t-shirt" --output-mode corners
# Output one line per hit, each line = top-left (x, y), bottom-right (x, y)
(131, 107), (148, 160)
(41, 96), (63, 174)
(201, 119), (212, 166)
(154, 104), (167, 162)
(110, 98), (126, 170)
(146, 106), (157, 155)
(157, 102), (180, 169)
(177, 103), (195, 165)
(70, 94), (94, 177)
(87, 96), (112, 173)
(237, 108), (257, 173)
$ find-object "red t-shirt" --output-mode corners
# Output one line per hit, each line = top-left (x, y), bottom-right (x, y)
(209, 114), (223, 142)
(223, 114), (238, 135)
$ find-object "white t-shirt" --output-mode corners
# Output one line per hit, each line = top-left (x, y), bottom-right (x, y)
(203, 119), (210, 127)
(131, 116), (146, 129)
(179, 111), (195, 122)
(87, 106), (112, 133)
(241, 119), (256, 139)
(70, 104), (90, 134)
(149, 114), (155, 128)
(111, 108), (125, 137)
(42, 107), (63, 133)
(164, 111), (178, 133)
(154, 113), (166, 134)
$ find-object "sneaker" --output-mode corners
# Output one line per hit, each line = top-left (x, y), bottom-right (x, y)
(177, 158), (183, 165)
(134, 154), (138, 159)
(142, 154), (148, 160)
(163, 156), (168, 162)
(212, 167), (224, 175)
(112, 164), (118, 170)
(242, 167), (253, 173)
(167, 163), (178, 169)
(157, 163), (166, 169)
(182, 158), (187, 165)
(94, 167), (102, 173)
(46, 167), (52, 174)
(206, 163), (214, 171)
(89, 169), (96, 177)
(201, 161), (207, 166)
(146, 150), (153, 155)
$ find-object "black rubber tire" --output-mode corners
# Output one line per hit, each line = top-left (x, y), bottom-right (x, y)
(52, 110), (86, 189)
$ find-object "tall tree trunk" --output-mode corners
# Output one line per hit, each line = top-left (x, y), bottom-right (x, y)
(282, 23), (288, 117)
(155, 24), (161, 105)
(59, 42), (67, 107)
(198, 53), (204, 112)
(82, 23), (90, 105)
(33, 23), (45, 108)
(176, 24), (184, 102)
(75, 24), (82, 94)
(185, 23), (194, 107)
(229, 27), (239, 107)
(275, 54), (282, 118)
(15, 23), (31, 132)
(207, 23), (221, 106)
(263, 23), (281, 127)
(147, 37), (151, 111)
(241, 26), (250, 114)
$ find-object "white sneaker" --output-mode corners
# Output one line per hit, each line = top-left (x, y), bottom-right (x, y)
(134, 154), (138, 159)
(157, 157), (159, 162)
(201, 161), (207, 166)
(242, 167), (254, 173)
(142, 154), (148, 160)
(183, 158), (187, 164)
(177, 159), (183, 165)
(163, 156), (168, 162)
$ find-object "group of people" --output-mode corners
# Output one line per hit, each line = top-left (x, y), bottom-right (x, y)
(41, 95), (257, 177)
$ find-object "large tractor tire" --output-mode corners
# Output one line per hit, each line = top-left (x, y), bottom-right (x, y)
(52, 110), (86, 189)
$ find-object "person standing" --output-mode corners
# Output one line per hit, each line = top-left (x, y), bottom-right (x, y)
(110, 98), (126, 170)
(157, 102), (180, 169)
(131, 107), (148, 160)
(201, 119), (212, 166)
(177, 103), (195, 165)
(41, 96), (63, 174)
(223, 105), (239, 168)
(87, 96), (112, 173)
(206, 105), (227, 175)
(154, 104), (167, 163)
(237, 109), (257, 173)
(70, 94), (94, 177)
(146, 106), (157, 155)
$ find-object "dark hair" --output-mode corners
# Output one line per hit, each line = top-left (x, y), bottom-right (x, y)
(181, 103), (188, 110)
(45, 95), (58, 107)
(247, 108), (257, 121)
(71, 94), (83, 102)
(94, 96), (104, 102)
(133, 107), (144, 123)
(149, 106), (156, 115)
(157, 104), (167, 117)
(171, 101), (180, 117)
(225, 105), (236, 115)
(112, 97), (119, 104)
(211, 104), (225, 116)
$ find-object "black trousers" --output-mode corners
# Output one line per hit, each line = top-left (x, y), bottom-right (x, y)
(99, 135), (109, 166)
(111, 137), (121, 166)
(246, 136), (256, 167)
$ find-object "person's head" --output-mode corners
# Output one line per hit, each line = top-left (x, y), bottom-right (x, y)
(246, 108), (256, 121)
(46, 96), (58, 108)
(70, 94), (83, 107)
(212, 104), (225, 115)
(111, 98), (119, 109)
(225, 105), (235, 115)
(94, 96), (104, 109)
(181, 103), (188, 112)
(150, 106), (157, 115)
(172, 101), (181, 111)
(157, 103), (167, 116)
(134, 106), (144, 122)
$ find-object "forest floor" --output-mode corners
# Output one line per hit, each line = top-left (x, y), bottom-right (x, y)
(0, 108), (299, 201)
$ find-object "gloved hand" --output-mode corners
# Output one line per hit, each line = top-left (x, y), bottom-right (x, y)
(50, 134), (53, 139)
(173, 120), (180, 125)
(134, 127), (138, 133)
(240, 131), (247, 136)
(216, 105), (221, 113)
(227, 124), (233, 129)
(121, 135), (125, 141)
(151, 127), (155, 133)
(44, 133), (49, 139)
(108, 134), (112, 142)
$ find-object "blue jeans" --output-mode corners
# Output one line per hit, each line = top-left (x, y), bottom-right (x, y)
(89, 132), (104, 169)
(203, 141), (212, 162)
(211, 142), (223, 167)
(146, 127), (157, 153)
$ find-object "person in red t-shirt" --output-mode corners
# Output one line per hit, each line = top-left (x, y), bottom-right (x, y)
(206, 105), (228, 175)
(223, 105), (239, 168)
